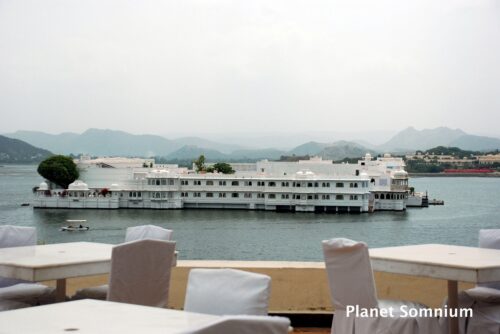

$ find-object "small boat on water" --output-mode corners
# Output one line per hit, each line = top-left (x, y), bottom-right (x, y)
(60, 220), (89, 232)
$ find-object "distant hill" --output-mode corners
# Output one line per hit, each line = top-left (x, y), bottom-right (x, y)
(171, 137), (245, 154)
(0, 135), (52, 163)
(380, 127), (466, 151)
(230, 148), (286, 160)
(164, 141), (371, 162)
(6, 126), (499, 161)
(318, 141), (376, 160)
(6, 129), (187, 157)
(166, 145), (228, 160)
(288, 141), (330, 156)
(4, 129), (245, 157)
(5, 130), (79, 153)
(379, 127), (500, 152)
(448, 135), (500, 151)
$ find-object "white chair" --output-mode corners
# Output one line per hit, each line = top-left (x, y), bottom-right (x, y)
(107, 239), (176, 307)
(322, 238), (441, 334)
(72, 224), (173, 301)
(0, 225), (56, 307)
(184, 268), (271, 316)
(181, 315), (290, 334)
(457, 230), (500, 333)
(124, 225), (173, 243)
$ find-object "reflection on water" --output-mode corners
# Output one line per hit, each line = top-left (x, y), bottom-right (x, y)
(1, 165), (500, 260)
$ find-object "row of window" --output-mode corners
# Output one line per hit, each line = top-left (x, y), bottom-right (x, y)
(130, 190), (363, 200)
(375, 193), (406, 200)
(149, 179), (369, 188)
(148, 179), (175, 186)
(178, 192), (362, 200)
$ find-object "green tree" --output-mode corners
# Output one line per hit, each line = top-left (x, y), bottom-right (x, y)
(37, 155), (79, 189)
(212, 162), (235, 174)
(194, 155), (206, 172)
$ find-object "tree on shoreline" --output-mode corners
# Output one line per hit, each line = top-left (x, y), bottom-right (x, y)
(37, 155), (79, 189)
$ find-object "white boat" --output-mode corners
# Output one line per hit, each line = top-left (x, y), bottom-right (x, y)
(61, 220), (89, 232)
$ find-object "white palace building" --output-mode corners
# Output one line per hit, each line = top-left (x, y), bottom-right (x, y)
(33, 154), (412, 213)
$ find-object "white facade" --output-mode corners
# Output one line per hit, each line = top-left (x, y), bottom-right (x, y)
(34, 155), (411, 212)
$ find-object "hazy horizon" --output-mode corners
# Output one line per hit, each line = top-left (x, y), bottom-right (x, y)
(1, 0), (499, 137)
(5, 125), (500, 151)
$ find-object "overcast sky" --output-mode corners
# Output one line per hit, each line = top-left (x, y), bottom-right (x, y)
(0, 0), (499, 138)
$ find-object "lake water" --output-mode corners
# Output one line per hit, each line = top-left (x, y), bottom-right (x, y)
(1, 164), (499, 261)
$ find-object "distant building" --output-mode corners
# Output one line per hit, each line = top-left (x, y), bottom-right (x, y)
(478, 154), (500, 165)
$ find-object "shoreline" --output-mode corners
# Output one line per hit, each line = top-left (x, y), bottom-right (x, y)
(409, 172), (500, 178)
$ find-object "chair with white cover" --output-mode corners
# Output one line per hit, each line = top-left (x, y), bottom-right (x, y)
(322, 238), (441, 334)
(0, 225), (56, 308)
(180, 315), (290, 334)
(184, 268), (271, 316)
(124, 225), (173, 243)
(107, 239), (176, 307)
(72, 224), (173, 301)
(450, 229), (500, 333)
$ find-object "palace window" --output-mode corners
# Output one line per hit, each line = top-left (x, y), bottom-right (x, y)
(218, 193), (226, 198)
(193, 180), (202, 186)
(257, 193), (265, 198)
(206, 180), (214, 186)
(307, 182), (313, 188)
(268, 181), (276, 187)
(350, 195), (358, 200)
(322, 182), (330, 187)
(219, 181), (226, 186)
(181, 180), (189, 186)
(244, 181), (253, 186)
(193, 192), (201, 197)
(161, 179), (167, 185)
(206, 192), (213, 198)
(281, 181), (289, 187)
(244, 193), (252, 198)
(268, 194), (276, 199)
(336, 194), (344, 200)
(231, 181), (239, 186)
(281, 194), (289, 199)
(336, 182), (344, 188)
(322, 194), (330, 200)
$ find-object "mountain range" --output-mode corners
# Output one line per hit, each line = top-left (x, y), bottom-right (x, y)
(0, 135), (52, 163)
(3, 127), (500, 162)
(378, 127), (500, 152)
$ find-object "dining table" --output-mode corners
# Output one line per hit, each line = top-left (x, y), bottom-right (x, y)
(370, 244), (500, 334)
(0, 242), (114, 302)
(0, 299), (219, 333)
